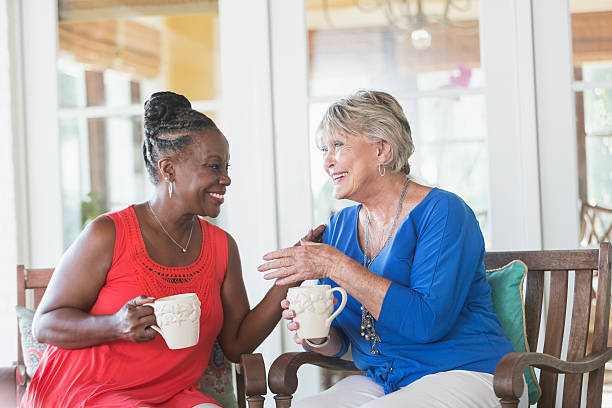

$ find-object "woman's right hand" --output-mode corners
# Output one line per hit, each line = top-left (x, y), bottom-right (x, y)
(113, 295), (158, 343)
(281, 298), (327, 346)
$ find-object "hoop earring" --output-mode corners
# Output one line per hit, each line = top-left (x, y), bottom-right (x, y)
(168, 181), (173, 198)
(378, 164), (386, 177)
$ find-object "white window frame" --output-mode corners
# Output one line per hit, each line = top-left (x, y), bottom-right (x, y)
(1, 0), (20, 366)
(269, 0), (544, 256)
(18, 0), (63, 268)
(532, 0), (580, 250)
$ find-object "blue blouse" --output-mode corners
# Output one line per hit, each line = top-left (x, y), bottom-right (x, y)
(318, 188), (514, 394)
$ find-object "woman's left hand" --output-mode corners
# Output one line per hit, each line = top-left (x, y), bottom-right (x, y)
(258, 240), (348, 285)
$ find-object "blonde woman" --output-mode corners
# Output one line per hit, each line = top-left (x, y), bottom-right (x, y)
(259, 90), (528, 408)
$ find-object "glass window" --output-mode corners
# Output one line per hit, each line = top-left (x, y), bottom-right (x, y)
(306, 0), (490, 243)
(570, 3), (612, 246)
(56, 2), (221, 247)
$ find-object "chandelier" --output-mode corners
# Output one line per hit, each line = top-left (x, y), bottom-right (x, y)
(321, 0), (476, 50)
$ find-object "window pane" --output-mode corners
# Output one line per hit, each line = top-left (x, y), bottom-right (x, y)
(570, 1), (612, 246)
(306, 0), (489, 243)
(57, 7), (220, 105)
(56, 2), (221, 246)
(58, 115), (152, 248)
(59, 118), (88, 246)
(307, 0), (482, 98)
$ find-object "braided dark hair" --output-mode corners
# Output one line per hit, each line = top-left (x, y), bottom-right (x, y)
(142, 91), (217, 183)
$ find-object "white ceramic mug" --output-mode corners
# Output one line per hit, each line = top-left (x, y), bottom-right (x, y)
(286, 285), (348, 339)
(145, 293), (201, 350)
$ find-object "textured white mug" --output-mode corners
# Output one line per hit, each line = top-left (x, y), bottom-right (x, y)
(286, 285), (348, 339)
(145, 293), (201, 350)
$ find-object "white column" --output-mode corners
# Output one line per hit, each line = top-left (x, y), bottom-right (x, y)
(218, 2), (283, 403)
(21, 0), (64, 266)
(0, 0), (18, 366)
(532, 0), (580, 249)
(269, 0), (313, 249)
(269, 0), (322, 400)
(480, 0), (542, 250)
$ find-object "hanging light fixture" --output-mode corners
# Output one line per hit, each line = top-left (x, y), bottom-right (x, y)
(409, 1), (432, 50)
(321, 0), (476, 50)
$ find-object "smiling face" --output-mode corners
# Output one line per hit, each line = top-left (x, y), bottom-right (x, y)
(171, 129), (231, 218)
(320, 132), (381, 202)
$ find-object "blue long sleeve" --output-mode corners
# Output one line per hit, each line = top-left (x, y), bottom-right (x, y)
(319, 188), (514, 393)
(377, 194), (485, 342)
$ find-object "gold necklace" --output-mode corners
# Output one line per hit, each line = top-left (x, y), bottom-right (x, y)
(147, 201), (195, 253)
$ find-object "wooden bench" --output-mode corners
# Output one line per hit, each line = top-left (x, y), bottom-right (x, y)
(0, 265), (268, 408)
(268, 243), (612, 408)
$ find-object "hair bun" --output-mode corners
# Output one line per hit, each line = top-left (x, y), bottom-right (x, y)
(144, 91), (192, 137)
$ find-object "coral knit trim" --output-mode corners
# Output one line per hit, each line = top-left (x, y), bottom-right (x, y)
(123, 205), (217, 321)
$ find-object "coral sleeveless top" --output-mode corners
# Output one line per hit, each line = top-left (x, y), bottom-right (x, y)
(22, 206), (228, 408)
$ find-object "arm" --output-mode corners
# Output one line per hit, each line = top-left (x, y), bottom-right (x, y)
(217, 233), (289, 362)
(373, 196), (484, 342)
(259, 242), (390, 319)
(33, 216), (157, 348)
(261, 196), (482, 344)
(217, 226), (326, 362)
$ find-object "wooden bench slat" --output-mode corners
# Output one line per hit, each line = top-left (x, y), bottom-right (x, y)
(586, 247), (611, 408)
(485, 250), (599, 271)
(539, 270), (569, 408)
(562, 269), (593, 408)
(24, 269), (55, 289)
(525, 270), (545, 353)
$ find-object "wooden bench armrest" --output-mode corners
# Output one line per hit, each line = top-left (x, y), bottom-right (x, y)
(493, 348), (612, 400)
(268, 352), (361, 396)
(238, 353), (267, 408)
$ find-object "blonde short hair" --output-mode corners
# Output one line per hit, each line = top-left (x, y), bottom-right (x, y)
(317, 89), (414, 175)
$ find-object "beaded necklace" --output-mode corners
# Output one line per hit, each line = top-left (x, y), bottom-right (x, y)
(360, 177), (410, 354)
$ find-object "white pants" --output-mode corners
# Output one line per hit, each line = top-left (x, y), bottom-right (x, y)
(292, 371), (529, 408)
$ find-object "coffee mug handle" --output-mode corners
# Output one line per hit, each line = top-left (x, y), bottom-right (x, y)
(326, 287), (347, 326)
(143, 302), (162, 334)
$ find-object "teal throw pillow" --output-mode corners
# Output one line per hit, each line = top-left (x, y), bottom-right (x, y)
(486, 260), (541, 404)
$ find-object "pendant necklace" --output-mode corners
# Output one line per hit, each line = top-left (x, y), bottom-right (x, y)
(147, 201), (195, 253)
(361, 177), (410, 354)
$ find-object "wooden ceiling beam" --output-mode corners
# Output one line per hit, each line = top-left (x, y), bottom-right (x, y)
(59, 0), (217, 21)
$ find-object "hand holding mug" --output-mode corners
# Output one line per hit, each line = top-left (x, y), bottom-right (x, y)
(283, 285), (347, 345)
(282, 298), (337, 345)
(144, 293), (201, 350)
(113, 295), (158, 343)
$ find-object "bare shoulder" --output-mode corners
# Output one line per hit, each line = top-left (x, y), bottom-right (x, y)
(37, 215), (117, 314)
(57, 215), (116, 276)
(224, 231), (239, 255)
(76, 215), (116, 253)
(223, 231), (242, 272)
